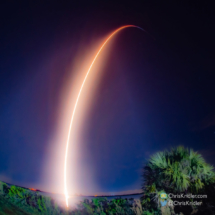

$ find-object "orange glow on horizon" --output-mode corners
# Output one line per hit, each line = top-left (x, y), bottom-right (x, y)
(29, 188), (37, 191)
(64, 25), (144, 207)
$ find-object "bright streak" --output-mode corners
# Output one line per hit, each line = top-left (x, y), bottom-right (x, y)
(64, 25), (144, 207)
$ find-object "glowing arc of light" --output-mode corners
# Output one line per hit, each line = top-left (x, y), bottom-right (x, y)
(64, 25), (144, 207)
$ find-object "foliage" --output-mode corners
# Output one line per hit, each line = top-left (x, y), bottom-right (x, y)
(0, 184), (149, 215)
(37, 195), (47, 212)
(141, 146), (215, 213)
(142, 209), (160, 215)
(72, 197), (147, 215)
(0, 182), (66, 214)
(77, 197), (131, 214)
(194, 182), (215, 214)
(142, 146), (215, 193)
(7, 185), (26, 199)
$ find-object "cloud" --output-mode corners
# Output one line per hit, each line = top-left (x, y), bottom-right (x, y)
(191, 110), (215, 131)
(95, 189), (142, 196)
(113, 189), (142, 195)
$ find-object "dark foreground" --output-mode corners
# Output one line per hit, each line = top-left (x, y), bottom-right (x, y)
(0, 181), (144, 215)
(0, 195), (30, 215)
(1, 180), (214, 215)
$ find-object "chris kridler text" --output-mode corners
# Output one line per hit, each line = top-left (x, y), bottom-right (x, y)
(168, 193), (207, 199)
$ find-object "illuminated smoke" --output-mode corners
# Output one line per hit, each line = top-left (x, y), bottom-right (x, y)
(64, 25), (144, 207)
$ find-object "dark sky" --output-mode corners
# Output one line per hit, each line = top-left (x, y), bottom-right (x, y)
(0, 1), (215, 194)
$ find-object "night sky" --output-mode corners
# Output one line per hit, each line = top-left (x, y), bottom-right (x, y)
(0, 1), (215, 195)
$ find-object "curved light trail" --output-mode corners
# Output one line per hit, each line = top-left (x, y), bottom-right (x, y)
(64, 25), (144, 207)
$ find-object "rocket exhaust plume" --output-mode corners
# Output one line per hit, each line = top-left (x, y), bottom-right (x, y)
(64, 25), (145, 207)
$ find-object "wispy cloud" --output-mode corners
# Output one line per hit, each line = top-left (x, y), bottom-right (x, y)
(95, 189), (143, 196)
(113, 189), (142, 195)
(190, 110), (215, 131)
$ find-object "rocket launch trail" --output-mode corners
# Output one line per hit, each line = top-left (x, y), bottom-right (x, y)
(64, 25), (144, 207)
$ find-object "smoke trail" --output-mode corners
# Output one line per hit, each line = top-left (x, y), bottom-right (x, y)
(64, 25), (145, 207)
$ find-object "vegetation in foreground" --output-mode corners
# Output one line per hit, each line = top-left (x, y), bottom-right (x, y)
(0, 182), (145, 215)
(0, 146), (215, 215)
(142, 146), (215, 214)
